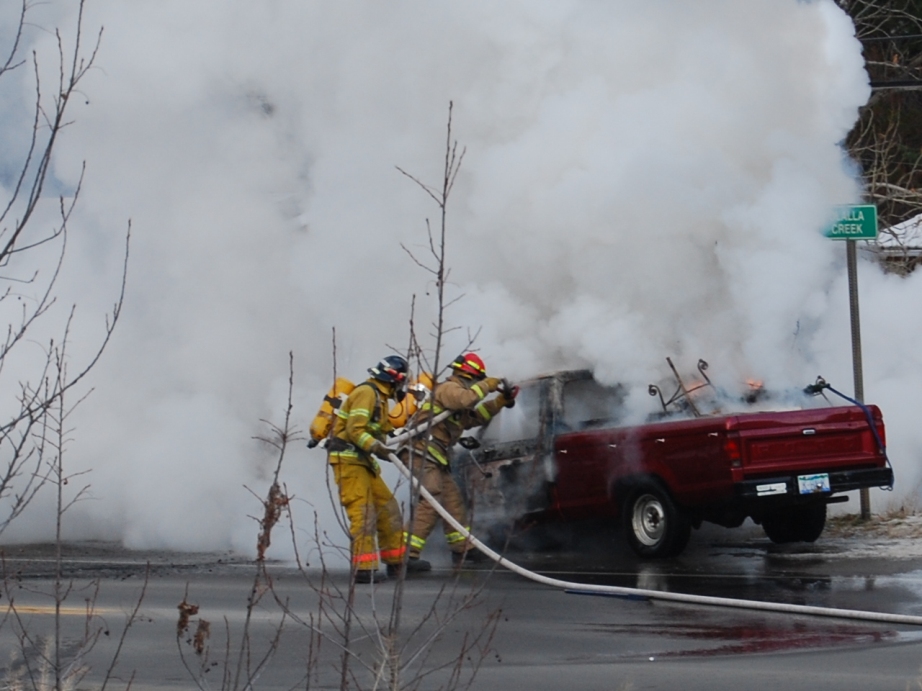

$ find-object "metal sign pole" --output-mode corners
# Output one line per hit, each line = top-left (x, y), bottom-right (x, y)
(846, 239), (870, 519)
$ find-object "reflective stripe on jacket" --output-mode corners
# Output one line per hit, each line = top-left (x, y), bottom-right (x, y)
(412, 375), (505, 466)
(329, 379), (394, 470)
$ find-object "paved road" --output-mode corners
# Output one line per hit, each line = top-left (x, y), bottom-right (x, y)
(3, 528), (922, 690)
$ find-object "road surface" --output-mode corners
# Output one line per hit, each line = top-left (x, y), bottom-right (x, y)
(3, 520), (922, 690)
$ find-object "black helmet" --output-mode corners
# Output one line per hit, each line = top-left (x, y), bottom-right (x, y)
(368, 355), (409, 385)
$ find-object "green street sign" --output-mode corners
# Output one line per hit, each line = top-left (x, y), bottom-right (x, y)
(825, 204), (878, 240)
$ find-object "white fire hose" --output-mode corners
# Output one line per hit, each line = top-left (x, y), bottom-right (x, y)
(386, 449), (922, 627)
(385, 410), (453, 449)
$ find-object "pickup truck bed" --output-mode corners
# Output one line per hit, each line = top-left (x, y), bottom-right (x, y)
(455, 370), (893, 558)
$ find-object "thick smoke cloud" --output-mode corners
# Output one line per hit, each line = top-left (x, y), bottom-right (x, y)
(1, 1), (914, 555)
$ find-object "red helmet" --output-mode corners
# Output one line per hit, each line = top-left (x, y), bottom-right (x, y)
(450, 352), (486, 379)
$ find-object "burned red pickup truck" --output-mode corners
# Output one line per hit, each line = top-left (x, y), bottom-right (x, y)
(455, 367), (893, 559)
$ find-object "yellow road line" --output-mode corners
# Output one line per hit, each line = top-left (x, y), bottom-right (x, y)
(6, 605), (121, 616)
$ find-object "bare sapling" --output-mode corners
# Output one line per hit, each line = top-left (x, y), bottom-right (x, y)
(173, 106), (502, 691)
(0, 3), (142, 690)
(176, 353), (299, 691)
(4, 349), (146, 691)
(0, 0), (131, 537)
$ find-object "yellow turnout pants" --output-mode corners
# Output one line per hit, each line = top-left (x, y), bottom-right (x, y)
(332, 463), (405, 571)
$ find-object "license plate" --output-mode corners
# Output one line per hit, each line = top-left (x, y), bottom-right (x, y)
(798, 473), (830, 494)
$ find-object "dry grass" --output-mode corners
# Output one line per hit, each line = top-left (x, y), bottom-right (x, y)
(827, 503), (922, 540)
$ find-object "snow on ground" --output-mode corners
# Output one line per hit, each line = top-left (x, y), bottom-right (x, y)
(701, 510), (922, 563)
(817, 513), (922, 560)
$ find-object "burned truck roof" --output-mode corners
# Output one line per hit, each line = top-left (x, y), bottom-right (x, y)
(506, 364), (837, 437)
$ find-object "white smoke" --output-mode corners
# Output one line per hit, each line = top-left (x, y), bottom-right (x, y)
(1, 0), (914, 555)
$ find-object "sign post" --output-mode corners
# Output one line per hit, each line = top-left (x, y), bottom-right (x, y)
(825, 204), (877, 519)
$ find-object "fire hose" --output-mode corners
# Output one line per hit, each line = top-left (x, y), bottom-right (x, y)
(385, 449), (922, 627)
(385, 410), (453, 449)
(806, 377), (890, 468)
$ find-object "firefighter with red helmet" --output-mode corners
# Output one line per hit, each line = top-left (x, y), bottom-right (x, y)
(402, 352), (518, 571)
(328, 355), (409, 584)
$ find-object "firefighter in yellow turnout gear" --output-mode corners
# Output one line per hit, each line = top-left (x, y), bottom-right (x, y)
(403, 353), (517, 571)
(328, 355), (409, 584)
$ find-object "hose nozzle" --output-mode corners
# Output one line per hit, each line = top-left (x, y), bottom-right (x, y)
(804, 376), (829, 396)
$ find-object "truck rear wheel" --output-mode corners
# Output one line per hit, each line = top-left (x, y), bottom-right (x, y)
(622, 481), (691, 558)
(762, 503), (826, 544)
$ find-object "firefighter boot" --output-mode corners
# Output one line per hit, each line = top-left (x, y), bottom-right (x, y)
(405, 557), (432, 573)
(387, 557), (432, 578)
(354, 569), (387, 584)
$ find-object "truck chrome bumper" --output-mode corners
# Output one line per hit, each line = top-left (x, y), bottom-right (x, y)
(736, 467), (894, 500)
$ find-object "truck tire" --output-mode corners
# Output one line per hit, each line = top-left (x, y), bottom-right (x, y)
(762, 503), (826, 544)
(622, 481), (691, 558)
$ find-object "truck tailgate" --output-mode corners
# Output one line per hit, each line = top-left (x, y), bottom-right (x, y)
(730, 405), (886, 476)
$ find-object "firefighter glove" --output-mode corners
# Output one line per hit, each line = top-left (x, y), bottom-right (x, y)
(481, 377), (503, 393)
(370, 442), (393, 462)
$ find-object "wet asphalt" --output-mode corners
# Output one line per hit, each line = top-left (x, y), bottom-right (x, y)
(2, 525), (922, 690)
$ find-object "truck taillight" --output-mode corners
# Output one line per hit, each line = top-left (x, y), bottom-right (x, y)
(725, 437), (741, 468)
